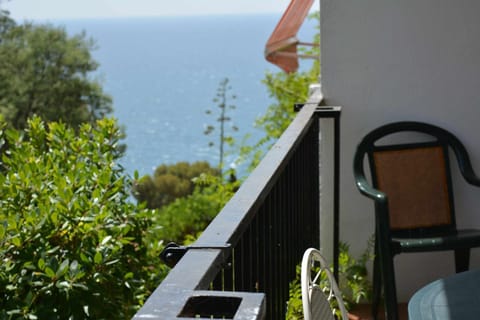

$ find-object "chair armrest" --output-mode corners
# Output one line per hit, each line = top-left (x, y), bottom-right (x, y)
(355, 176), (387, 203)
(447, 132), (480, 187)
(353, 140), (391, 234)
(353, 148), (387, 203)
(464, 173), (480, 187)
(459, 159), (480, 187)
(355, 176), (391, 236)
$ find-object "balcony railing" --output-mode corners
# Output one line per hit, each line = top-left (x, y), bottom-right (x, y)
(133, 95), (340, 320)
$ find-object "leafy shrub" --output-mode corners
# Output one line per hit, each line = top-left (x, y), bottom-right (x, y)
(0, 117), (163, 319)
(132, 161), (219, 209)
(152, 173), (239, 245)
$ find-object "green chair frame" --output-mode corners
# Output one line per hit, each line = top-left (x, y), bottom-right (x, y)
(353, 121), (480, 320)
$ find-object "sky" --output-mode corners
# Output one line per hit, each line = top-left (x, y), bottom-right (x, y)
(2, 0), (294, 20)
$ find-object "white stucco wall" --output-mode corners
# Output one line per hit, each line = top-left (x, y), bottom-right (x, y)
(321, 0), (480, 301)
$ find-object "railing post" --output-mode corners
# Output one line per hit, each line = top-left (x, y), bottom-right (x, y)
(293, 103), (342, 281)
(315, 106), (342, 281)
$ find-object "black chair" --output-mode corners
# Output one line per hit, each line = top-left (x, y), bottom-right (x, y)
(353, 121), (480, 320)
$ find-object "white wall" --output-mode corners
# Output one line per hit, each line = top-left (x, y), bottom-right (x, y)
(321, 0), (480, 301)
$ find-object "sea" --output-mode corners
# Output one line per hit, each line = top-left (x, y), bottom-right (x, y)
(56, 14), (317, 178)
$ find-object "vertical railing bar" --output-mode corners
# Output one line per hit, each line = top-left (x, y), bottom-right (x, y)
(303, 131), (310, 247)
(314, 116), (321, 247)
(294, 145), (301, 262)
(300, 137), (308, 253)
(273, 183), (280, 320)
(287, 164), (295, 312)
(274, 179), (283, 319)
(222, 244), (233, 291)
(299, 129), (306, 249)
(273, 182), (281, 319)
(286, 158), (292, 277)
(310, 114), (318, 248)
(280, 168), (288, 314)
(270, 181), (281, 319)
(233, 234), (241, 291)
(299, 132), (305, 249)
(236, 244), (240, 291)
(305, 128), (312, 245)
(293, 149), (301, 265)
(249, 216), (256, 292)
(286, 160), (294, 282)
(240, 223), (251, 292)
(333, 113), (341, 281)
(242, 224), (251, 292)
(297, 148), (305, 261)
(229, 251), (235, 290)
(269, 192), (276, 319)
(270, 184), (281, 319)
(266, 195), (273, 319)
(258, 205), (266, 297)
(254, 211), (261, 294)
(212, 268), (222, 291)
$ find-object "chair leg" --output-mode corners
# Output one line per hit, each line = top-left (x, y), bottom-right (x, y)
(372, 246), (381, 320)
(454, 248), (470, 273)
(380, 250), (399, 320)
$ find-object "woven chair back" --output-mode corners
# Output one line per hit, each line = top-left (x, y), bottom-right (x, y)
(371, 144), (453, 230)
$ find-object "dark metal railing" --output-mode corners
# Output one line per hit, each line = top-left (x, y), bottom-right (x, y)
(133, 103), (341, 320)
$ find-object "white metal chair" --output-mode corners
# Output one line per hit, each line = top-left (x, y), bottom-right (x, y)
(301, 248), (348, 320)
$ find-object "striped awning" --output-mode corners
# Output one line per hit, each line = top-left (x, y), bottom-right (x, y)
(265, 0), (317, 73)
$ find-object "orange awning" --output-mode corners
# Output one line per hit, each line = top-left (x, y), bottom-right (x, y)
(265, 0), (317, 73)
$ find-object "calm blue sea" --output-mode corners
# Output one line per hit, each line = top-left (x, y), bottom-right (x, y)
(58, 15), (316, 177)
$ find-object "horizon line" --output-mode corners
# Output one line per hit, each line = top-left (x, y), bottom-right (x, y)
(7, 11), (287, 23)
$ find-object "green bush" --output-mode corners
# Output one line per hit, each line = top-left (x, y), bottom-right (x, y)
(152, 173), (239, 245)
(0, 117), (163, 319)
(132, 161), (219, 210)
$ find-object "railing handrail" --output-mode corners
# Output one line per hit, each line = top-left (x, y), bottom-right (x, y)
(194, 102), (319, 248)
(134, 88), (341, 319)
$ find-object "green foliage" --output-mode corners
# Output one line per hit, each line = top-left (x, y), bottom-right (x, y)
(152, 173), (239, 245)
(338, 240), (374, 307)
(286, 241), (374, 319)
(132, 161), (220, 209)
(0, 20), (112, 130)
(239, 61), (320, 172)
(259, 61), (319, 141)
(204, 78), (238, 175)
(0, 117), (163, 319)
(285, 264), (304, 320)
(0, 7), (15, 37)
